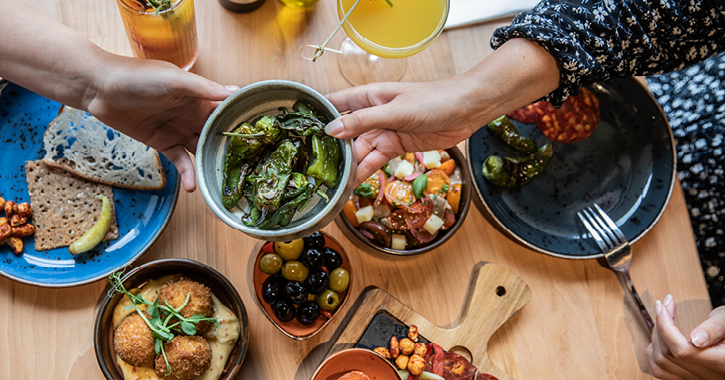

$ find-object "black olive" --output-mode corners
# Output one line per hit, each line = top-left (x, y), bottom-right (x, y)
(262, 274), (285, 305)
(305, 268), (330, 294)
(284, 280), (309, 305)
(273, 298), (295, 322)
(296, 301), (321, 325)
(322, 247), (343, 270)
(301, 248), (326, 269)
(303, 231), (325, 250)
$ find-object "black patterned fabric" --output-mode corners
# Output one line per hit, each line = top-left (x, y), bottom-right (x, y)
(647, 53), (725, 307)
(491, 1), (725, 306)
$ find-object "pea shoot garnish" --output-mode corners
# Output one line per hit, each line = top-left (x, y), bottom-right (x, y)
(134, 0), (174, 15)
(108, 268), (218, 375)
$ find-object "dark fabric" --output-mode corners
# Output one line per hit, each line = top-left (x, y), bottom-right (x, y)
(492, 0), (725, 106)
(647, 53), (725, 308)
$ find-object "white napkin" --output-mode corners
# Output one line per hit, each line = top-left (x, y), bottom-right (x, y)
(444, 0), (540, 30)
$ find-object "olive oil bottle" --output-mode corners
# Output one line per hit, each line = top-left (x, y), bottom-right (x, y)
(218, 0), (265, 13)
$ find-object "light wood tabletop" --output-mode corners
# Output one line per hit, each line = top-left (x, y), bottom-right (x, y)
(1, 0), (713, 379)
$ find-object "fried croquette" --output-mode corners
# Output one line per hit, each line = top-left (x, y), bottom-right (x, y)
(113, 313), (155, 368)
(158, 277), (214, 334)
(154, 335), (212, 380)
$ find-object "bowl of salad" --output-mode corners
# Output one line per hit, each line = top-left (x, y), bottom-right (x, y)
(335, 147), (472, 255)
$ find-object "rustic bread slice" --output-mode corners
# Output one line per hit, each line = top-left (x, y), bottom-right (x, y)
(25, 160), (119, 251)
(42, 106), (166, 190)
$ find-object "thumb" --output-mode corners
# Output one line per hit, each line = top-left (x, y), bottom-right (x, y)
(171, 70), (239, 101)
(325, 105), (397, 140)
(690, 306), (725, 348)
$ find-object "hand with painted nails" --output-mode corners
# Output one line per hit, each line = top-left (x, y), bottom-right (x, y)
(647, 294), (725, 379)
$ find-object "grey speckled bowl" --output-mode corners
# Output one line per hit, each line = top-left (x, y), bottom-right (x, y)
(196, 80), (356, 242)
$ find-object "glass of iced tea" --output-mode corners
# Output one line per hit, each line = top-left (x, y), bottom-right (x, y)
(116, 0), (199, 70)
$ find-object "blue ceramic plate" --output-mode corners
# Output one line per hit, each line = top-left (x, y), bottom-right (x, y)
(467, 77), (676, 259)
(0, 81), (180, 287)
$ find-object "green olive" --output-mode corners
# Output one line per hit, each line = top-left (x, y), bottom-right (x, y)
(329, 268), (350, 293)
(281, 261), (309, 282)
(258, 253), (283, 275)
(274, 239), (304, 261)
(316, 289), (340, 311)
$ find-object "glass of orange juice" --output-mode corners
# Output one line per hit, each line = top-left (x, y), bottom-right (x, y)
(116, 0), (199, 71)
(336, 0), (449, 85)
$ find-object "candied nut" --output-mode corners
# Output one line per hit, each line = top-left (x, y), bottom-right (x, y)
(17, 202), (32, 219)
(407, 354), (426, 376)
(5, 200), (17, 218)
(3, 236), (23, 255)
(0, 225), (11, 240)
(0, 217), (7, 227)
(0, 197), (5, 210)
(390, 336), (400, 359)
(413, 342), (427, 357)
(408, 325), (419, 342)
(451, 361), (465, 375)
(399, 338), (415, 356)
(395, 354), (409, 370)
(10, 214), (27, 227)
(12, 224), (35, 238)
(373, 347), (391, 360)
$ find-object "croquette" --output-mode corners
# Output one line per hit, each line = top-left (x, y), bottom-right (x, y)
(113, 313), (156, 368)
(157, 277), (214, 334)
(154, 335), (212, 380)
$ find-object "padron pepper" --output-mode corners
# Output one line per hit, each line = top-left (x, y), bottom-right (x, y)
(482, 144), (554, 188)
(307, 134), (341, 188)
(487, 115), (538, 154)
(276, 101), (330, 137)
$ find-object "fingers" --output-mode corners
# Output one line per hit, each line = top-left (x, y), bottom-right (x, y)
(352, 130), (404, 186)
(168, 69), (238, 102)
(647, 343), (687, 380)
(325, 103), (401, 140)
(326, 83), (395, 113)
(656, 297), (692, 360)
(163, 145), (196, 193)
(690, 306), (725, 348)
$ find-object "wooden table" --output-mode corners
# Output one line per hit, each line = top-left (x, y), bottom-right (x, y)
(1, 1), (713, 379)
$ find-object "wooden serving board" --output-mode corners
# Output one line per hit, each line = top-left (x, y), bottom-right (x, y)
(324, 262), (531, 380)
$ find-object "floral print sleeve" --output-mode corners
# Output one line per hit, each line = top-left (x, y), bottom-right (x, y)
(491, 0), (725, 106)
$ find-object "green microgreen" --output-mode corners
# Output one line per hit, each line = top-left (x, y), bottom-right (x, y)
(108, 268), (219, 376)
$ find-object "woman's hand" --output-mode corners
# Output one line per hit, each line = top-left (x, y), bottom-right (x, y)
(83, 55), (238, 192)
(647, 295), (725, 379)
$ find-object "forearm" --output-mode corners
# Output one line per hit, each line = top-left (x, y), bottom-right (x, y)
(0, 0), (109, 109)
(449, 38), (560, 133)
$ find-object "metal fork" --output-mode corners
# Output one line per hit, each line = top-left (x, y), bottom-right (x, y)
(577, 204), (655, 332)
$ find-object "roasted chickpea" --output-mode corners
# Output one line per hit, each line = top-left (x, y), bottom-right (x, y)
(407, 354), (426, 376)
(395, 354), (409, 370)
(373, 347), (391, 360)
(390, 336), (400, 359)
(451, 361), (466, 375)
(399, 338), (415, 356)
(413, 342), (427, 357)
(408, 325), (419, 342)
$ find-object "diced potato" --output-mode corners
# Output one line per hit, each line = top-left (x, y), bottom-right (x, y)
(391, 234), (407, 250)
(423, 214), (444, 235)
(422, 151), (441, 169)
(355, 205), (374, 224)
(394, 160), (414, 179)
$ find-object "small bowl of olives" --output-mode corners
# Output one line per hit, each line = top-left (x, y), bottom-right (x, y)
(251, 230), (352, 340)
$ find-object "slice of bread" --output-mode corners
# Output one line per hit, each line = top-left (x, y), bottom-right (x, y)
(42, 106), (166, 190)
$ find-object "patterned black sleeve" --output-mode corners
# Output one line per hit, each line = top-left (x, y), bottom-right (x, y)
(491, 0), (725, 106)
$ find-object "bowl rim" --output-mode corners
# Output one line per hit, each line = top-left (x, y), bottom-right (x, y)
(250, 231), (352, 340)
(310, 347), (405, 380)
(195, 79), (357, 242)
(335, 146), (473, 256)
(93, 258), (249, 380)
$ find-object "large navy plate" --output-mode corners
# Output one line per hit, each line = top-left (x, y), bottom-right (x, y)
(0, 81), (180, 286)
(467, 77), (676, 259)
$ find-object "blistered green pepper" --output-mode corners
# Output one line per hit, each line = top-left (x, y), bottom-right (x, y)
(307, 135), (341, 188)
(488, 115), (538, 154)
(257, 182), (315, 229)
(482, 144), (554, 188)
(276, 101), (329, 137)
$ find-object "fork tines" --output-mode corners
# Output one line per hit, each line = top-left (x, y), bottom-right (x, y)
(577, 204), (625, 252)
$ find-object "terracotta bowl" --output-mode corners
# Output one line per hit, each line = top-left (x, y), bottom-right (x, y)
(335, 147), (472, 256)
(251, 231), (352, 340)
(311, 348), (404, 380)
(94, 259), (249, 380)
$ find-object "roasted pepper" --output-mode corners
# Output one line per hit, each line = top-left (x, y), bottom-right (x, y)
(488, 115), (538, 154)
(307, 134), (341, 188)
(482, 144), (554, 187)
(276, 101), (329, 136)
